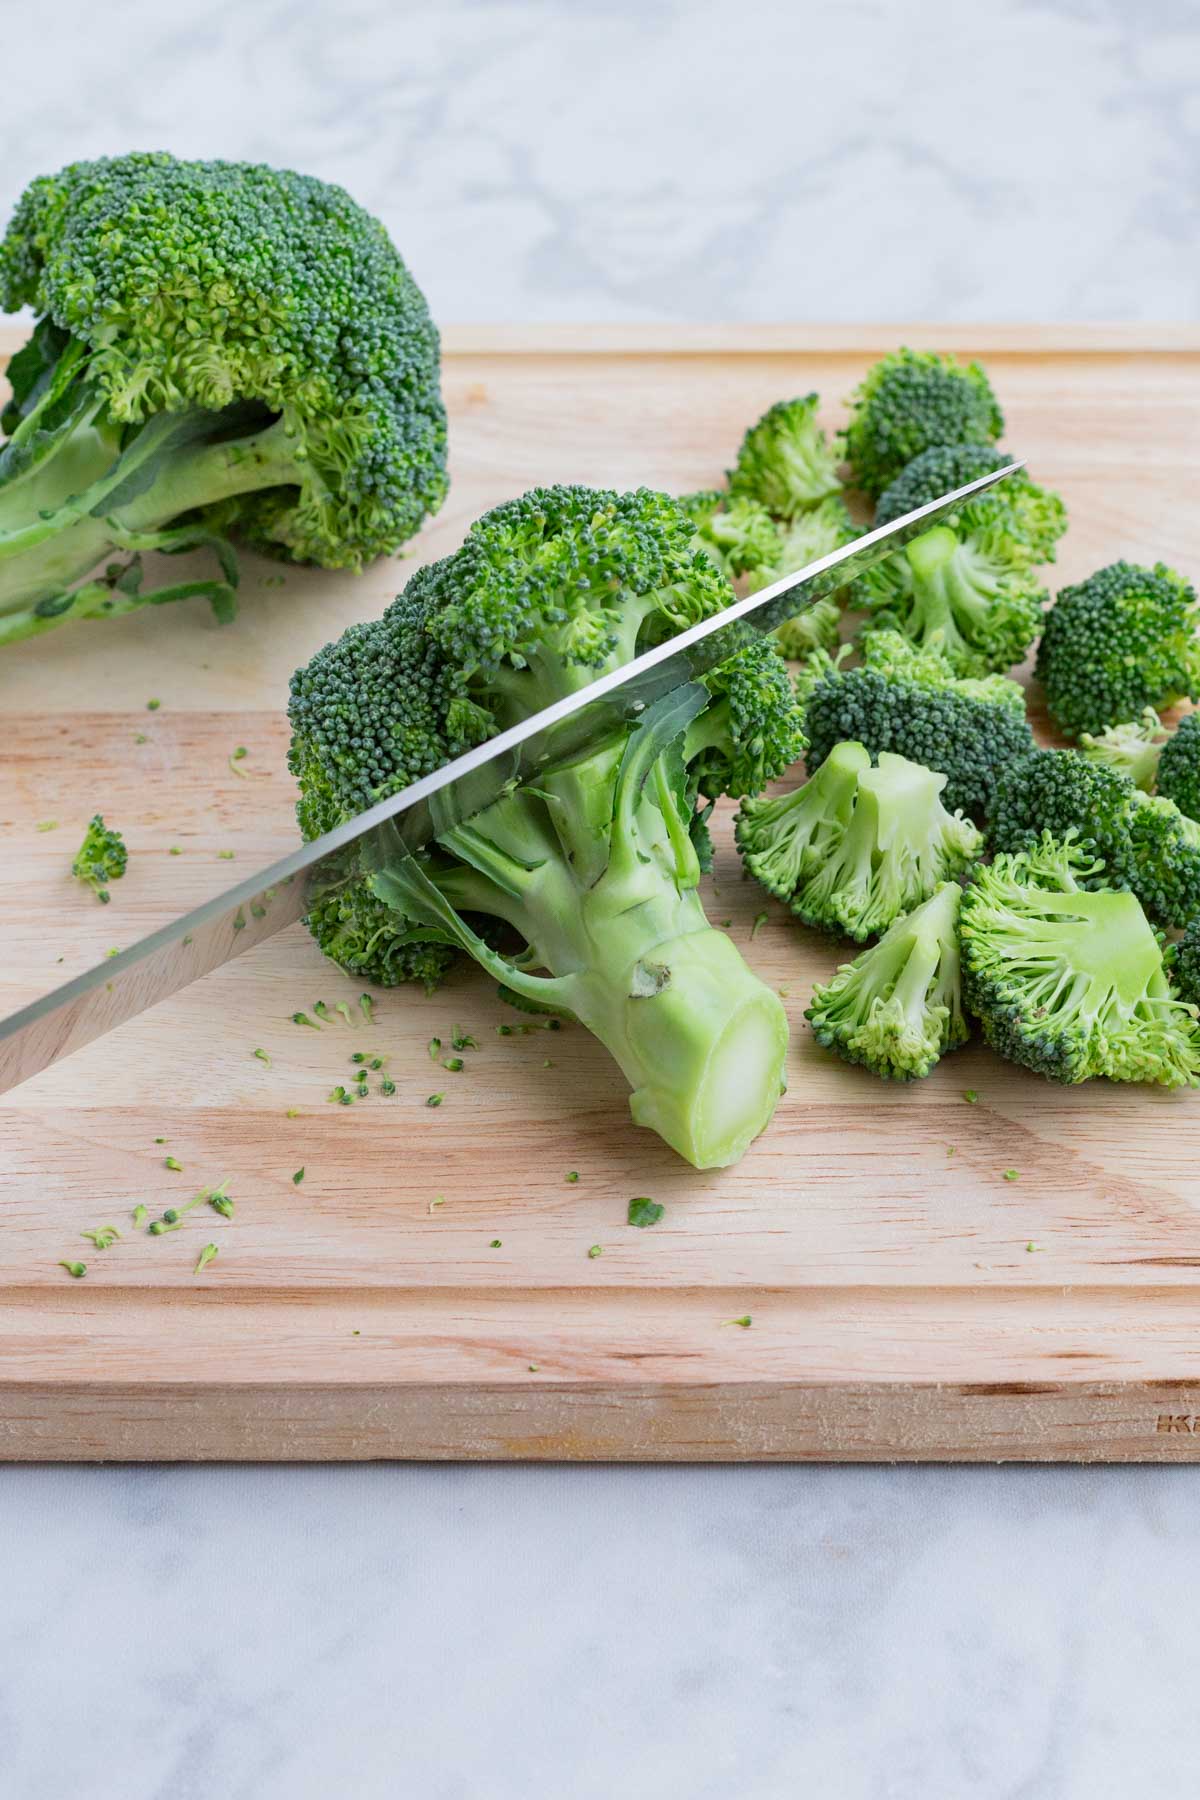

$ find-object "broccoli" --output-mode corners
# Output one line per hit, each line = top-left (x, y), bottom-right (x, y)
(72, 814), (126, 902)
(1035, 561), (1200, 740)
(959, 834), (1200, 1087)
(841, 350), (1004, 497)
(988, 749), (1200, 929)
(737, 744), (981, 941)
(874, 445), (1067, 565)
(765, 496), (856, 657)
(1175, 917), (1200, 1009)
(289, 484), (807, 1170)
(727, 395), (842, 517)
(799, 629), (1035, 820)
(678, 490), (781, 580)
(0, 152), (447, 648)
(1080, 709), (1168, 792)
(1157, 711), (1200, 822)
(854, 515), (1045, 677)
(805, 882), (968, 1079)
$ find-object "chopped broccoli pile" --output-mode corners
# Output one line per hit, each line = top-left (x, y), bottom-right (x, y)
(728, 395), (842, 517)
(874, 445), (1067, 565)
(1080, 709), (1169, 791)
(806, 882), (967, 1079)
(0, 152), (447, 648)
(72, 814), (126, 902)
(800, 629), (1035, 820)
(1157, 711), (1200, 822)
(959, 835), (1200, 1087)
(1036, 561), (1200, 739)
(736, 744), (982, 941)
(988, 748), (1200, 929)
(289, 484), (806, 1169)
(841, 349), (1005, 497)
(854, 512), (1046, 677)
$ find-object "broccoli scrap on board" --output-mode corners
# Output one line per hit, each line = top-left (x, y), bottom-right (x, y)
(71, 814), (127, 902)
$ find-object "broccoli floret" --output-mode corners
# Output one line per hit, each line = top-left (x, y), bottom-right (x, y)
(854, 515), (1045, 677)
(738, 744), (981, 941)
(1176, 917), (1200, 1008)
(0, 152), (447, 648)
(1080, 709), (1168, 792)
(1157, 712), (1200, 822)
(841, 350), (1004, 497)
(875, 446), (1067, 565)
(727, 395), (842, 517)
(988, 749), (1200, 929)
(960, 834), (1200, 1087)
(1035, 561), (1200, 740)
(806, 882), (968, 1079)
(765, 497), (856, 657)
(289, 484), (807, 1170)
(679, 490), (781, 579)
(800, 630), (1035, 820)
(72, 814), (126, 903)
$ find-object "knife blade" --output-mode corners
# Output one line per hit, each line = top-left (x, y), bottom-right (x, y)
(0, 461), (1020, 1093)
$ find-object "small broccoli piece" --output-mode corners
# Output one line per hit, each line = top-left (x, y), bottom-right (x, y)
(989, 748), (1200, 929)
(291, 484), (807, 1170)
(800, 629), (1034, 821)
(679, 490), (782, 579)
(841, 350), (1004, 497)
(1080, 709), (1168, 792)
(1175, 917), (1200, 1009)
(875, 445), (1067, 565)
(727, 395), (842, 517)
(806, 882), (968, 1079)
(855, 515), (1045, 677)
(764, 497), (856, 658)
(1036, 561), (1200, 740)
(738, 744), (981, 941)
(71, 814), (127, 902)
(960, 834), (1200, 1087)
(1157, 712), (1200, 822)
(0, 152), (447, 648)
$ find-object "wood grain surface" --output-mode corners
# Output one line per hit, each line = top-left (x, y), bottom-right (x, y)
(2, 325), (1199, 1462)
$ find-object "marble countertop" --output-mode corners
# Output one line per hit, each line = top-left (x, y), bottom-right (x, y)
(1, 1), (1198, 1794)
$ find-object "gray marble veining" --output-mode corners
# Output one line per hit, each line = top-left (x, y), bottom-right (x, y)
(1, 1), (1198, 1794)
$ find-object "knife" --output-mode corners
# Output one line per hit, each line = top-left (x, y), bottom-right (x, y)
(0, 462), (1020, 1094)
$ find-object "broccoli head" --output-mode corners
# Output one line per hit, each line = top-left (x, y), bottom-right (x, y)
(1156, 711), (1200, 822)
(1035, 561), (1200, 740)
(988, 748), (1200, 929)
(1080, 709), (1168, 792)
(874, 445), (1067, 565)
(289, 484), (807, 1170)
(727, 395), (842, 517)
(959, 834), (1200, 1087)
(806, 882), (968, 1080)
(799, 629), (1035, 821)
(737, 743), (981, 941)
(0, 152), (447, 647)
(72, 814), (126, 902)
(854, 514), (1045, 677)
(841, 350), (1004, 497)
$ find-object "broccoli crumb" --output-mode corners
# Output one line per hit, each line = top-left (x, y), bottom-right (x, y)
(292, 1011), (320, 1029)
(1026, 1241), (1042, 1253)
(217, 849), (235, 860)
(81, 1226), (120, 1250)
(292, 1169), (305, 1185)
(253, 1047), (271, 1066)
(229, 747), (249, 777)
(164, 1156), (182, 1172)
(566, 1171), (579, 1184)
(58, 1261), (87, 1278)
(379, 1076), (397, 1096)
(194, 1244), (219, 1274)
(587, 1244), (603, 1259)
(359, 993), (375, 1024)
(489, 1238), (502, 1248)
(963, 1090), (979, 1104)
(36, 819), (58, 832)
(725, 1315), (753, 1328)
(429, 1196), (446, 1212)
(442, 1056), (464, 1073)
(1003, 1169), (1020, 1182)
(428, 1037), (442, 1060)
(146, 698), (161, 711)
(750, 911), (768, 940)
(627, 1197), (664, 1228)
(451, 1029), (478, 1051)
(426, 1093), (444, 1108)
(132, 1204), (147, 1227)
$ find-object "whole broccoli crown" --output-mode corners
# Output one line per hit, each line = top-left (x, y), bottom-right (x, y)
(1080, 708), (1167, 792)
(960, 833), (1200, 1087)
(803, 658), (1036, 821)
(71, 813), (127, 901)
(842, 350), (1004, 497)
(692, 635), (808, 800)
(0, 152), (448, 564)
(1176, 917), (1200, 1008)
(805, 881), (967, 1080)
(874, 445), (1067, 565)
(1035, 560), (1200, 739)
(1157, 711), (1200, 822)
(728, 394), (842, 517)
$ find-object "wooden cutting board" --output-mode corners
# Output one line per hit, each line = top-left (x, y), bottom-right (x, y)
(3, 324), (1200, 1463)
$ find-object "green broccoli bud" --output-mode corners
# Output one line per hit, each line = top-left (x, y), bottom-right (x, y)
(875, 445), (1067, 565)
(679, 490), (782, 580)
(960, 834), (1200, 1087)
(1036, 561), (1200, 740)
(841, 350), (1004, 497)
(728, 395), (842, 517)
(1156, 711), (1200, 822)
(71, 814), (127, 902)
(1080, 709), (1168, 792)
(1176, 916), (1200, 1009)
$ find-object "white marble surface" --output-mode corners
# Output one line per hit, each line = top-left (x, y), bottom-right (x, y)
(3, 1), (1199, 1794)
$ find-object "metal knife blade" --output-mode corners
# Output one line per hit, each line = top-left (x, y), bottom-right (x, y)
(0, 461), (1020, 1093)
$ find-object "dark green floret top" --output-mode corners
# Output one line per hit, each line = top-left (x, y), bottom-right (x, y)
(1157, 711), (1200, 823)
(841, 350), (1005, 497)
(874, 446), (1067, 565)
(1035, 561), (1200, 740)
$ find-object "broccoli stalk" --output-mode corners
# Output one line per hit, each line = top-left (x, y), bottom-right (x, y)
(1080, 709), (1169, 791)
(289, 485), (807, 1169)
(0, 153), (447, 648)
(806, 882), (968, 1079)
